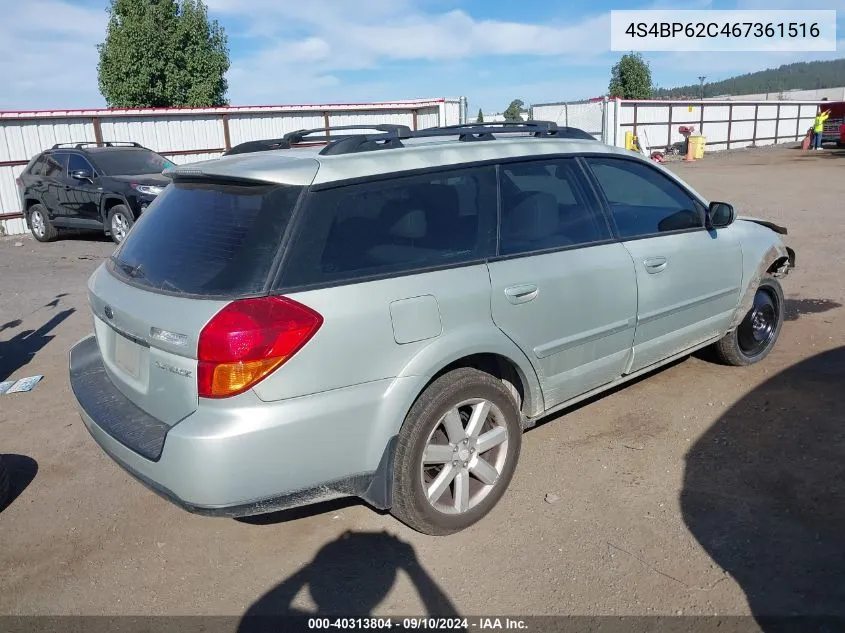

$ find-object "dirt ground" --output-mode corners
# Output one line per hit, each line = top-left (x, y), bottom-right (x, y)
(1, 144), (843, 627)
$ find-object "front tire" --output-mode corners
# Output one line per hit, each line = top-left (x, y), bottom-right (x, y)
(391, 368), (523, 535)
(714, 275), (784, 366)
(107, 205), (134, 244)
(28, 204), (58, 242)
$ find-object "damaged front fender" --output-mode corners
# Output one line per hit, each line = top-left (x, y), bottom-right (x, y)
(727, 241), (795, 331)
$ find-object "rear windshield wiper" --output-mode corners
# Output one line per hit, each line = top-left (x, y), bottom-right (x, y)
(113, 259), (146, 280)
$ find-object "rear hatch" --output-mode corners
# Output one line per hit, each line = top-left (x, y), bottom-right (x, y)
(88, 177), (304, 425)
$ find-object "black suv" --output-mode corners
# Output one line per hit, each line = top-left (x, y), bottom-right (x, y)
(16, 142), (173, 244)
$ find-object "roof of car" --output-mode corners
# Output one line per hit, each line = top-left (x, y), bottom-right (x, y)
(46, 143), (156, 154)
(165, 134), (642, 187)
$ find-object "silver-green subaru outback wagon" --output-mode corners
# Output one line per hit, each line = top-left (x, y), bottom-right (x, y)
(69, 122), (795, 535)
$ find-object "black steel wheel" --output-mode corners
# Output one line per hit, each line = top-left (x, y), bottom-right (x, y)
(713, 276), (784, 366)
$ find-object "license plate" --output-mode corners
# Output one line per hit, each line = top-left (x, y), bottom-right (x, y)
(114, 333), (141, 378)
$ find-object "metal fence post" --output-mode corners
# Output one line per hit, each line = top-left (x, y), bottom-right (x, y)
(726, 104), (733, 150)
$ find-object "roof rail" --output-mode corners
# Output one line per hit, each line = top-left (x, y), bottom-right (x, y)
(51, 141), (144, 149)
(319, 121), (597, 155)
(223, 124), (413, 156)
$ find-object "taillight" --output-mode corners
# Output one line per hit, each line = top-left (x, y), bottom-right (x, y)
(15, 177), (22, 186)
(197, 296), (323, 399)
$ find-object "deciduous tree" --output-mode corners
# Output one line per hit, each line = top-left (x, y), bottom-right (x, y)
(97, 0), (230, 108)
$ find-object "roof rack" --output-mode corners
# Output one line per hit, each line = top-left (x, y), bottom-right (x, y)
(223, 124), (413, 156)
(51, 141), (144, 149)
(220, 120), (597, 158)
(320, 121), (597, 155)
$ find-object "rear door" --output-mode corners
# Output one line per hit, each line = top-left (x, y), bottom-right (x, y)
(89, 179), (303, 424)
(487, 157), (638, 410)
(265, 165), (499, 402)
(583, 156), (743, 373)
(40, 151), (70, 221)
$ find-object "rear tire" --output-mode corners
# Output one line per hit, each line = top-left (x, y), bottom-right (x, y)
(713, 275), (784, 366)
(28, 204), (58, 242)
(107, 205), (134, 244)
(390, 368), (523, 535)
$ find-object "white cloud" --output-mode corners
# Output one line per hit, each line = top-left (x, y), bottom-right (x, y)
(0, 0), (107, 109)
(0, 0), (840, 111)
(220, 5), (612, 105)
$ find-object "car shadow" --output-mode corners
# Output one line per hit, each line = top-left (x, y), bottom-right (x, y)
(57, 229), (113, 243)
(237, 531), (463, 632)
(0, 454), (39, 513)
(681, 347), (845, 629)
(0, 307), (75, 382)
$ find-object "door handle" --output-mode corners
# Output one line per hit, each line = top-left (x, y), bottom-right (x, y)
(643, 256), (668, 274)
(504, 284), (539, 304)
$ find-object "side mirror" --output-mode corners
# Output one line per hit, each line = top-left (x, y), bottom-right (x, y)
(71, 169), (93, 182)
(707, 201), (735, 229)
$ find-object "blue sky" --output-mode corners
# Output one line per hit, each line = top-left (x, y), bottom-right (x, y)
(0, 0), (842, 112)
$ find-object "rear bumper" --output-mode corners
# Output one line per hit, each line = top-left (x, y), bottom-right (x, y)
(69, 335), (414, 516)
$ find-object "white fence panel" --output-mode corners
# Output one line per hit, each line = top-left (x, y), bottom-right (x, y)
(614, 98), (831, 153)
(100, 115), (226, 154)
(531, 100), (605, 141)
(1, 98), (461, 235)
(416, 106), (442, 129)
(228, 113), (325, 146)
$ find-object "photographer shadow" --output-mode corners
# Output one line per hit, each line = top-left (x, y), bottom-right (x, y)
(238, 531), (463, 632)
(682, 346), (845, 631)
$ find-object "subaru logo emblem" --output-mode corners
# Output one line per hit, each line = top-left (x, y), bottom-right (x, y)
(104, 305), (114, 320)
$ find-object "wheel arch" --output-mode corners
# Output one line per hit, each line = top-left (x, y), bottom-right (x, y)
(101, 196), (132, 222)
(23, 198), (44, 227)
(728, 238), (794, 332)
(396, 328), (545, 420)
(361, 330), (545, 511)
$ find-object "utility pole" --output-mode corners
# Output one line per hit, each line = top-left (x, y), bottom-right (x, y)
(698, 76), (707, 100)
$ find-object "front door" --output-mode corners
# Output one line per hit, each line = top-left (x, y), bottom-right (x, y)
(64, 153), (103, 226)
(583, 156), (743, 374)
(487, 157), (638, 410)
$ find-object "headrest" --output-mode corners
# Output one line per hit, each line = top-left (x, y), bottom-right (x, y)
(390, 209), (427, 239)
(507, 193), (559, 241)
(415, 184), (459, 216)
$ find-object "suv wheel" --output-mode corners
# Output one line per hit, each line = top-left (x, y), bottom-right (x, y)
(713, 275), (784, 366)
(28, 204), (58, 242)
(391, 368), (522, 535)
(108, 205), (134, 244)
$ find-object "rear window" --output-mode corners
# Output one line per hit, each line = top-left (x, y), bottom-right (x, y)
(278, 165), (498, 288)
(110, 180), (302, 297)
(94, 149), (174, 176)
(27, 155), (48, 176)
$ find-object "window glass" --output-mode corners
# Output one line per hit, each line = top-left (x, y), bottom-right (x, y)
(585, 157), (703, 238)
(499, 158), (611, 255)
(67, 153), (95, 176)
(43, 152), (69, 179)
(94, 149), (174, 176)
(280, 166), (498, 287)
(28, 155), (48, 175)
(112, 181), (301, 296)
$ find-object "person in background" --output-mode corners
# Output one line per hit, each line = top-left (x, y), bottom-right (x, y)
(813, 105), (831, 151)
